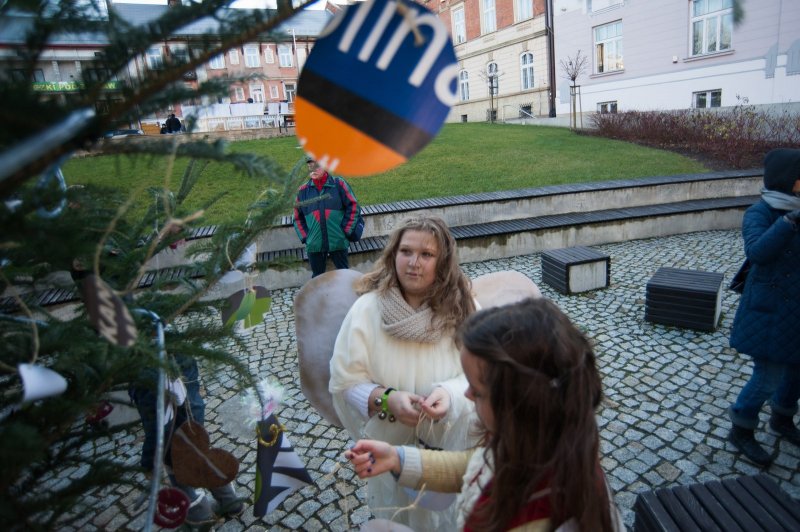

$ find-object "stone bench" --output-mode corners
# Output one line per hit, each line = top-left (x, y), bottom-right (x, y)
(645, 267), (723, 331)
(541, 246), (610, 294)
(633, 474), (800, 531)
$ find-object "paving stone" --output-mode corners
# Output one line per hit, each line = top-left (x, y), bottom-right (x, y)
(46, 230), (800, 530)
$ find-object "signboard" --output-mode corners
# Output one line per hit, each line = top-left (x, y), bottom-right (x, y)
(32, 80), (123, 92)
(296, 0), (458, 176)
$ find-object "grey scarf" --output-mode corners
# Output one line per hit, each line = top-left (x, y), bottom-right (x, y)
(378, 286), (445, 343)
(761, 188), (800, 211)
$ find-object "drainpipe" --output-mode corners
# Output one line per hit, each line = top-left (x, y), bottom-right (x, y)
(545, 0), (556, 117)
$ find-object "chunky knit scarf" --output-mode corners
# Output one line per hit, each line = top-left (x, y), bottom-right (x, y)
(378, 286), (445, 343)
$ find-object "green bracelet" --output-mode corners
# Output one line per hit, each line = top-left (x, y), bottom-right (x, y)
(377, 387), (396, 422)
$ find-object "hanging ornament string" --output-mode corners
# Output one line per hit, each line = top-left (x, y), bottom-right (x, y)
(395, 0), (426, 46)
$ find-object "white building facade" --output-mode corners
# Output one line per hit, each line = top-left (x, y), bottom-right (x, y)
(553, 0), (800, 116)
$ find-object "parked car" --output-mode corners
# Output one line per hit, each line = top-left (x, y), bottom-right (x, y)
(103, 128), (144, 138)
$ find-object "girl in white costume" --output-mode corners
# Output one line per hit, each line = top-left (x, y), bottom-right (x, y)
(329, 216), (478, 530)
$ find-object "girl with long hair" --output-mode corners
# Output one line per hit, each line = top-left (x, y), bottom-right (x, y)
(329, 216), (478, 530)
(346, 297), (622, 531)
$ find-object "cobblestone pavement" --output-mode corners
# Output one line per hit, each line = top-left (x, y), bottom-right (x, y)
(78, 230), (800, 531)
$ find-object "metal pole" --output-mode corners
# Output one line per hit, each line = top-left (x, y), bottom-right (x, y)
(545, 0), (557, 118)
(134, 309), (167, 532)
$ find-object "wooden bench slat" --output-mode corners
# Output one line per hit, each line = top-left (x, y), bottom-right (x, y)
(720, 477), (783, 531)
(687, 482), (746, 532)
(673, 485), (724, 532)
(634, 490), (682, 531)
(738, 475), (800, 530)
(655, 488), (703, 531)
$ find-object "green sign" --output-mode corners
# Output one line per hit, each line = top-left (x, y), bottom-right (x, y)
(32, 80), (122, 92)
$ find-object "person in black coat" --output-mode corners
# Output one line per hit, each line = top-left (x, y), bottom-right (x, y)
(728, 148), (800, 465)
(166, 114), (181, 134)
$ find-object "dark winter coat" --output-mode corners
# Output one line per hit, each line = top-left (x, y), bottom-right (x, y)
(293, 174), (360, 253)
(730, 200), (800, 364)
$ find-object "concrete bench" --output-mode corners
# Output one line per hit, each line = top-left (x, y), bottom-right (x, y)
(541, 246), (610, 294)
(645, 267), (723, 331)
(633, 474), (800, 531)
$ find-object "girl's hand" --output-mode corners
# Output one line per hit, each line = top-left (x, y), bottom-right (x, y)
(418, 386), (450, 421)
(345, 440), (400, 478)
(388, 390), (425, 427)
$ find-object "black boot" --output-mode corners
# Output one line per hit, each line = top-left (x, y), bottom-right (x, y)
(769, 412), (800, 446)
(728, 425), (772, 466)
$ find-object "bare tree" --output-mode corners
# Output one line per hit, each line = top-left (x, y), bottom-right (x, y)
(560, 50), (589, 128)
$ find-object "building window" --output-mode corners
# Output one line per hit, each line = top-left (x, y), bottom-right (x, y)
(209, 54), (225, 69)
(520, 104), (532, 117)
(520, 52), (534, 90)
(170, 45), (189, 66)
(597, 101), (618, 113)
(693, 89), (721, 108)
(487, 62), (499, 95)
(244, 45), (260, 67)
(284, 82), (296, 102)
(234, 87), (245, 101)
(486, 108), (497, 121)
(10, 69), (44, 82)
(459, 70), (470, 101)
(146, 47), (163, 70)
(270, 85), (279, 99)
(594, 20), (623, 73)
(516, 0), (533, 22)
(452, 5), (466, 44)
(461, 114), (468, 122)
(278, 44), (293, 67)
(482, 0), (496, 33)
(691, 0), (733, 56)
(264, 46), (274, 64)
(250, 83), (264, 103)
(229, 49), (239, 65)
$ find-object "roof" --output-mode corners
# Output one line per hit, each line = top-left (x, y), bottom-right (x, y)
(0, 5), (331, 47)
(111, 3), (331, 39)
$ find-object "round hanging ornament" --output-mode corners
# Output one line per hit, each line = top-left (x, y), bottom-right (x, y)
(296, 0), (458, 176)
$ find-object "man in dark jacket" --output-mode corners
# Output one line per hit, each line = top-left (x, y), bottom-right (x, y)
(293, 158), (361, 277)
(166, 113), (181, 133)
(728, 148), (800, 466)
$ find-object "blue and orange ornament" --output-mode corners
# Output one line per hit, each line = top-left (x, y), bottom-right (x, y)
(296, 0), (458, 176)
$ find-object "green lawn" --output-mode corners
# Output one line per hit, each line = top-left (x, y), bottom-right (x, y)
(64, 123), (710, 224)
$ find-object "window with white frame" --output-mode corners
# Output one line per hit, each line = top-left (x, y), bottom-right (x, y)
(264, 46), (274, 64)
(597, 101), (618, 113)
(278, 44), (293, 67)
(515, 0), (533, 22)
(459, 70), (469, 101)
(249, 83), (264, 103)
(452, 5), (466, 44)
(209, 54), (225, 69)
(244, 45), (260, 67)
(284, 82), (296, 102)
(693, 89), (721, 108)
(594, 20), (623, 73)
(520, 52), (534, 90)
(234, 87), (245, 101)
(146, 47), (163, 70)
(482, 0), (496, 33)
(229, 49), (239, 65)
(270, 85), (279, 99)
(487, 62), (499, 95)
(691, 0), (733, 56)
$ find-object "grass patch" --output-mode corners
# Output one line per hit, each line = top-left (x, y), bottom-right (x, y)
(64, 123), (710, 224)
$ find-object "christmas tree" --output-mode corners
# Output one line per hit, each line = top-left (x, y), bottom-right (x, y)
(0, 0), (312, 528)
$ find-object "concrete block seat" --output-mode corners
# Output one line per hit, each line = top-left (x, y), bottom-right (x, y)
(645, 267), (724, 332)
(633, 474), (800, 531)
(541, 246), (610, 294)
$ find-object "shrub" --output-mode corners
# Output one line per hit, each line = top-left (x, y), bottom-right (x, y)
(590, 100), (800, 169)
